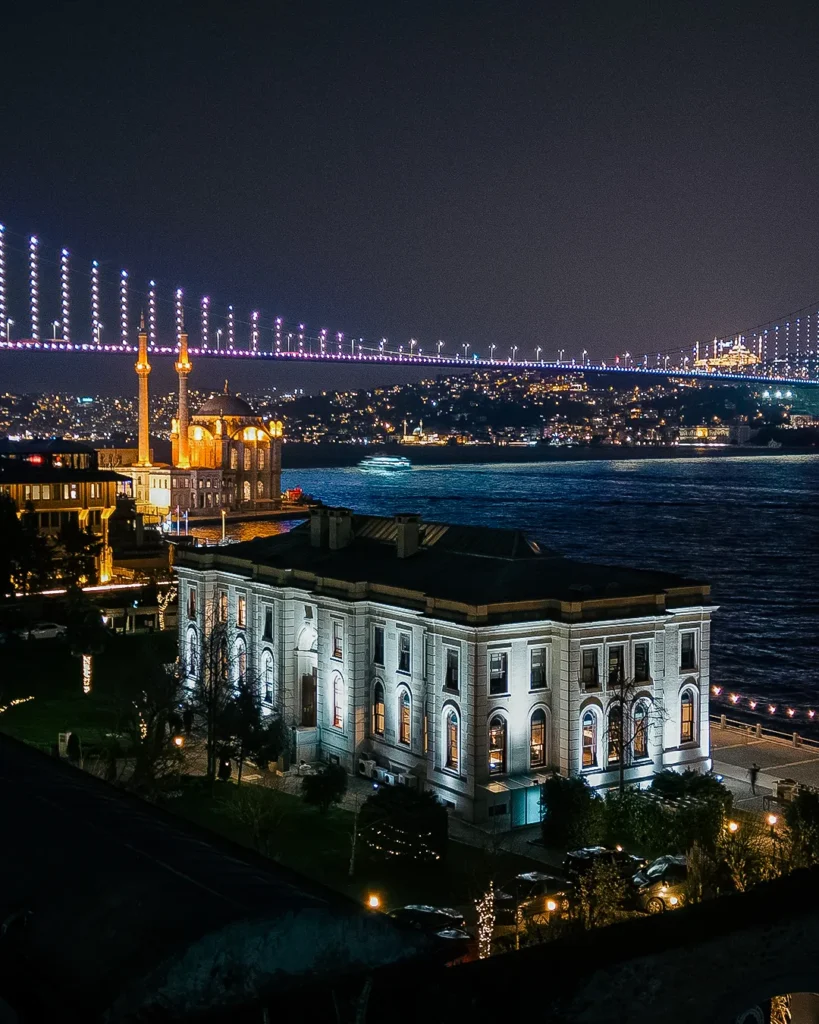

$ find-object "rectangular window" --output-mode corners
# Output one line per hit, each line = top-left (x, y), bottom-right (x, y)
(263, 607), (273, 640)
(530, 647), (548, 690)
(89, 482), (102, 500)
(634, 642), (650, 682)
(41, 484), (51, 500)
(608, 645), (625, 685)
(489, 651), (508, 695)
(243, 448), (252, 471)
(187, 586), (197, 619)
(257, 449), (265, 470)
(680, 632), (697, 670)
(23, 485), (32, 501)
(333, 620), (343, 659)
(218, 591), (228, 623)
(398, 631), (411, 673)
(445, 648), (459, 691)
(373, 625), (385, 665)
(237, 595), (246, 628)
(581, 649), (599, 688)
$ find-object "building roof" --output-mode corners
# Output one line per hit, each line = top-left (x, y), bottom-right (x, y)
(195, 393), (255, 418)
(0, 437), (95, 456)
(0, 733), (427, 1022)
(0, 463), (124, 483)
(177, 511), (711, 625)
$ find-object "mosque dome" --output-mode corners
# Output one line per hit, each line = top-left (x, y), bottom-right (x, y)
(195, 392), (255, 418)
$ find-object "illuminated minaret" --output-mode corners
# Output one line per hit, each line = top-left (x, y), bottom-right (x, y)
(175, 292), (192, 468)
(135, 312), (151, 467)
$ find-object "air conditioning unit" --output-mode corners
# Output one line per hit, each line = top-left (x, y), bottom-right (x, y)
(382, 771), (397, 787)
(397, 772), (418, 789)
(372, 766), (390, 784)
(358, 758), (377, 779)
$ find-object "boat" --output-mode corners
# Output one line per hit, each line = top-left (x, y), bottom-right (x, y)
(357, 454), (412, 474)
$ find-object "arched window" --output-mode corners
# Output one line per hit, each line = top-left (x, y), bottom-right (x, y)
(262, 649), (274, 703)
(488, 715), (506, 775)
(230, 448), (238, 469)
(530, 708), (547, 769)
(607, 705), (623, 765)
(681, 690), (696, 744)
(242, 479), (251, 501)
(372, 682), (385, 736)
(186, 627), (198, 677)
(398, 689), (411, 745)
(257, 448), (265, 470)
(445, 708), (459, 772)
(582, 710), (598, 769)
(243, 447), (252, 471)
(187, 586), (197, 619)
(332, 673), (344, 729)
(256, 478), (264, 497)
(633, 702), (649, 759)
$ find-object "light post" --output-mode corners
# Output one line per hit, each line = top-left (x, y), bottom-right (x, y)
(490, 344), (496, 361)
(511, 345), (518, 361)
(558, 349), (564, 363)
(52, 320), (60, 341)
(95, 323), (104, 345)
(582, 349), (588, 365)
(221, 508), (226, 542)
(624, 351), (631, 367)
(410, 338), (417, 358)
(437, 340), (444, 357)
(462, 342), (469, 360)
(536, 346), (542, 361)
(6, 319), (13, 341)
(216, 329), (223, 350)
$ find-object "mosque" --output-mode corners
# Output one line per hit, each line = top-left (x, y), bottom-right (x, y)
(119, 315), (283, 520)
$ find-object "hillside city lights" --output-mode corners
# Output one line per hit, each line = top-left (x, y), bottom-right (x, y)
(60, 249), (70, 343)
(91, 260), (101, 344)
(29, 235), (39, 341)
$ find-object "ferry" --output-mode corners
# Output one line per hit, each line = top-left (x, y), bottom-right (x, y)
(357, 454), (412, 474)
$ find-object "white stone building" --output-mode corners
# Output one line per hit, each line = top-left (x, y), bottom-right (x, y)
(175, 509), (714, 829)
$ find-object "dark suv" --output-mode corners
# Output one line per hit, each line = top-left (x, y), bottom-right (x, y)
(631, 855), (687, 913)
(564, 846), (647, 882)
(495, 871), (573, 925)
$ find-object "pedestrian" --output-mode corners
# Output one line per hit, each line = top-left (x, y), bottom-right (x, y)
(749, 762), (761, 795)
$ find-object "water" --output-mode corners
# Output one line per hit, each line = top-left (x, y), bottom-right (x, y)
(203, 455), (819, 714)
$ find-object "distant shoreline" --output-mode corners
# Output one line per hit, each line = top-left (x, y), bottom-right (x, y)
(281, 442), (816, 470)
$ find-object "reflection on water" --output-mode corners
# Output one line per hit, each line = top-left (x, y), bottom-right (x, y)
(186, 454), (818, 708)
(188, 519), (305, 544)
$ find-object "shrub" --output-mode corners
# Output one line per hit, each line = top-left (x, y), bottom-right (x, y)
(784, 790), (819, 867)
(541, 775), (604, 849)
(301, 762), (348, 813)
(576, 860), (628, 930)
(360, 785), (448, 865)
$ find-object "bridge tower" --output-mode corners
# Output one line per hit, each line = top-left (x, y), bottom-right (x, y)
(174, 314), (192, 469)
(134, 312), (151, 467)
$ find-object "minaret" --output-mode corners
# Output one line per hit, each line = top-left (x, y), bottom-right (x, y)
(175, 311), (192, 468)
(135, 312), (151, 466)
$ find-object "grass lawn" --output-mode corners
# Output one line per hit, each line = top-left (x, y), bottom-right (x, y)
(0, 631), (177, 750)
(164, 778), (546, 914)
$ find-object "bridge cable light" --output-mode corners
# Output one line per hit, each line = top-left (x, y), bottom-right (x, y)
(120, 270), (129, 347)
(201, 295), (210, 348)
(227, 305), (235, 350)
(148, 280), (157, 345)
(29, 236), (39, 341)
(0, 224), (6, 331)
(91, 260), (101, 344)
(251, 310), (259, 351)
(60, 249), (70, 343)
(175, 288), (184, 345)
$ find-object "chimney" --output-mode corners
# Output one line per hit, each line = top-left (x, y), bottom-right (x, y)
(328, 508), (353, 550)
(135, 312), (151, 467)
(395, 514), (421, 558)
(310, 507), (329, 547)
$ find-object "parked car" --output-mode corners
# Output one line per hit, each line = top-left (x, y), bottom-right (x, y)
(564, 846), (647, 882)
(631, 855), (688, 913)
(495, 871), (574, 925)
(17, 622), (67, 640)
(387, 905), (471, 960)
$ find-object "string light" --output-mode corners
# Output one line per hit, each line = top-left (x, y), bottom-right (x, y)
(227, 305), (235, 349)
(119, 270), (129, 346)
(82, 653), (92, 694)
(201, 295), (210, 348)
(251, 310), (259, 351)
(91, 260), (101, 344)
(0, 224), (6, 330)
(60, 248), (70, 343)
(476, 882), (495, 959)
(148, 280), (157, 344)
(787, 708), (795, 718)
(0, 695), (34, 715)
(175, 288), (184, 344)
(29, 235), (39, 341)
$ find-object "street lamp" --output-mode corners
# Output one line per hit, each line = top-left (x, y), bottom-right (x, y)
(410, 338), (417, 357)
(582, 349), (588, 365)
(511, 345), (518, 361)
(221, 508), (227, 542)
(437, 340), (444, 357)
(558, 349), (565, 363)
(462, 342), (469, 360)
(216, 329), (223, 350)
(490, 343), (496, 361)
(95, 323), (104, 344)
(624, 351), (631, 367)
(5, 319), (13, 341)
(536, 346), (542, 361)
(52, 320), (60, 340)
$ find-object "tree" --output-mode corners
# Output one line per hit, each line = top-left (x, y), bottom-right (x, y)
(185, 613), (240, 784)
(13, 502), (53, 595)
(604, 671), (667, 796)
(65, 586), (108, 694)
(784, 790), (819, 867)
(541, 774), (604, 849)
(57, 517), (103, 587)
(357, 784), (447, 866)
(575, 859), (628, 930)
(217, 678), (287, 783)
(301, 763), (347, 814)
(220, 783), (288, 857)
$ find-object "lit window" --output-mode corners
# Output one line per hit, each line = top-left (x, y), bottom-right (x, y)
(581, 649), (599, 688)
(423, 706), (429, 754)
(399, 689), (411, 745)
(582, 711), (598, 768)
(488, 715), (506, 775)
(230, 448), (238, 469)
(262, 650), (274, 703)
(237, 595), (246, 628)
(257, 448), (265, 470)
(608, 646), (625, 686)
(333, 620), (343, 659)
(243, 448), (252, 471)
(445, 648), (459, 690)
(445, 709), (459, 772)
(530, 708), (547, 768)
(218, 591), (228, 623)
(373, 682), (385, 736)
(333, 674), (343, 729)
(398, 631), (411, 673)
(242, 480), (251, 501)
(187, 627), (198, 677)
(634, 642), (650, 682)
(373, 625), (385, 666)
(633, 702), (648, 759)
(681, 691), (695, 743)
(489, 652), (508, 695)
(680, 633), (697, 671)
(530, 647), (547, 690)
(608, 706), (622, 765)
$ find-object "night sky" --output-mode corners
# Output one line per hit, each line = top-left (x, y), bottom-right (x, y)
(2, 0), (819, 396)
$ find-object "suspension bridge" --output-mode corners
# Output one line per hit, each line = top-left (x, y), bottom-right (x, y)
(0, 222), (817, 386)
